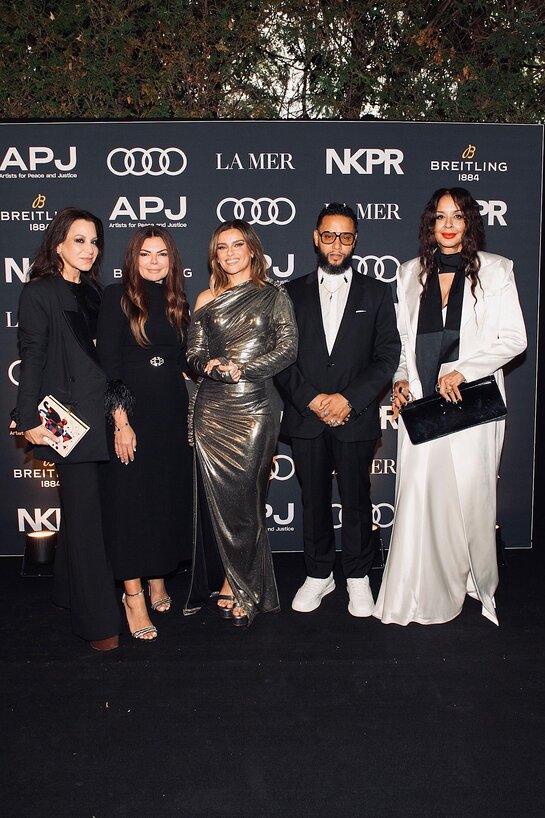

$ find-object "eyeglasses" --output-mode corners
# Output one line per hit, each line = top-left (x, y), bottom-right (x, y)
(318, 231), (356, 246)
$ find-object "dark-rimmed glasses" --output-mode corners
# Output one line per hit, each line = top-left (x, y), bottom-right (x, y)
(318, 231), (356, 246)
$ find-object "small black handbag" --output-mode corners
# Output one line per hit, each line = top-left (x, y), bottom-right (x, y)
(400, 374), (507, 445)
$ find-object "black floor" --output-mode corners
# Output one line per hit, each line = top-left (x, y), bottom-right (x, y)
(2, 551), (545, 818)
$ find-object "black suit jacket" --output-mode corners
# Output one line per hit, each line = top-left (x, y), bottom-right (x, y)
(275, 269), (400, 442)
(15, 273), (108, 463)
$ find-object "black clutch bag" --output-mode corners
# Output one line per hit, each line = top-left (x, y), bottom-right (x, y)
(400, 375), (507, 445)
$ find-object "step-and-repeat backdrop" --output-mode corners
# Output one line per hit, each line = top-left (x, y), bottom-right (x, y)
(0, 121), (542, 555)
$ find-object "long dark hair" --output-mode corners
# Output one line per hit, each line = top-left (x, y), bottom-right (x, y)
(121, 226), (190, 347)
(208, 220), (268, 295)
(28, 207), (104, 282)
(418, 187), (485, 298)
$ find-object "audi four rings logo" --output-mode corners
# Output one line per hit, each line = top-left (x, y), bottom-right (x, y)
(269, 455), (296, 481)
(332, 502), (394, 529)
(216, 197), (296, 225)
(372, 503), (395, 528)
(354, 254), (400, 282)
(106, 148), (187, 176)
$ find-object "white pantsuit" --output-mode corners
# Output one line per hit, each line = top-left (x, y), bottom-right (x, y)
(374, 252), (527, 626)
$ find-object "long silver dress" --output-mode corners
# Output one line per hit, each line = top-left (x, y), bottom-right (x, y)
(185, 279), (297, 624)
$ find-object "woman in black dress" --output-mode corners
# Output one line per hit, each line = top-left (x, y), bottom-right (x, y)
(97, 226), (192, 641)
(15, 208), (121, 651)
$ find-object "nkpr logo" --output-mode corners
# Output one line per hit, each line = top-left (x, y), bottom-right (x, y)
(325, 148), (404, 175)
(0, 146), (77, 178)
(18, 507), (60, 532)
(4, 258), (30, 283)
(217, 197), (296, 225)
(107, 148), (187, 176)
(477, 200), (507, 226)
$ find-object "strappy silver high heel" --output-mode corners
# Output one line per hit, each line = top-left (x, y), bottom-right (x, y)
(122, 588), (158, 640)
(148, 581), (172, 613)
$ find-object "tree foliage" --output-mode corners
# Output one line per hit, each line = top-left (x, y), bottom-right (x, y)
(0, 0), (543, 121)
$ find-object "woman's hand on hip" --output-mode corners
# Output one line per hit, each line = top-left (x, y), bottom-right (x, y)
(437, 370), (465, 403)
(114, 424), (137, 465)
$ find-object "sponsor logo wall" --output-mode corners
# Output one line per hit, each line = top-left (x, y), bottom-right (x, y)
(1, 122), (542, 555)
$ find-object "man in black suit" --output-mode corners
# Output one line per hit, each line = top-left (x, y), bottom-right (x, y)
(275, 203), (400, 616)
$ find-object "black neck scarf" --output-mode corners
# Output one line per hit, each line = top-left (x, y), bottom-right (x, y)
(415, 252), (465, 397)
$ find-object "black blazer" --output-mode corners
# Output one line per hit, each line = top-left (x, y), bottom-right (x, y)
(275, 269), (400, 442)
(15, 273), (108, 463)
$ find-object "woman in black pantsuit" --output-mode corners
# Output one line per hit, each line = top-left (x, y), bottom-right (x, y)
(15, 208), (120, 651)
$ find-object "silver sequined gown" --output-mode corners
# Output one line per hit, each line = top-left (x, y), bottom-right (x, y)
(185, 280), (297, 623)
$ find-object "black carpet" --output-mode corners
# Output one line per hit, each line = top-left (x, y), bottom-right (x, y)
(2, 552), (545, 818)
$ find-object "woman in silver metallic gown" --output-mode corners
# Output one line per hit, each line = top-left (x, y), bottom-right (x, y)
(185, 220), (298, 626)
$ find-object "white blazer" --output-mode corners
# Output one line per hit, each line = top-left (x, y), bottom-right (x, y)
(394, 251), (527, 402)
(377, 251), (527, 625)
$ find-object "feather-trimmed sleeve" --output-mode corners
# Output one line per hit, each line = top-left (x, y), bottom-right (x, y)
(97, 284), (135, 418)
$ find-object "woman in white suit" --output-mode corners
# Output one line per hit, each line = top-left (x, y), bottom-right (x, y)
(374, 188), (527, 626)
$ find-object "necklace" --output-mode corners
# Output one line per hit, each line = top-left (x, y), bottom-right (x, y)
(320, 274), (347, 302)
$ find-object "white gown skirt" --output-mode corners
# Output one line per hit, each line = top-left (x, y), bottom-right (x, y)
(374, 423), (500, 626)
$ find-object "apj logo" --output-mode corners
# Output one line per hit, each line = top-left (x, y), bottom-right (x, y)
(265, 253), (295, 279)
(108, 196), (187, 227)
(0, 147), (77, 178)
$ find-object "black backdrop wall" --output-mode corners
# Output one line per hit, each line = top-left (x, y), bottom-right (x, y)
(0, 121), (542, 556)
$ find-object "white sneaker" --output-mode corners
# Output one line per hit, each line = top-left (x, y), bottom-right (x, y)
(292, 573), (336, 612)
(347, 576), (374, 617)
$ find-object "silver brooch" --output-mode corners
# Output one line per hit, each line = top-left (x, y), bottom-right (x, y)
(150, 357), (165, 367)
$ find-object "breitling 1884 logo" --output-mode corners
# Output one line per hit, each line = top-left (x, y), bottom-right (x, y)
(430, 144), (508, 182)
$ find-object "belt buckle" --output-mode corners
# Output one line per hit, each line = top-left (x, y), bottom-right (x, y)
(150, 356), (164, 367)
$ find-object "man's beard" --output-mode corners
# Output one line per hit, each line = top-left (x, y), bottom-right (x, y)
(316, 248), (353, 276)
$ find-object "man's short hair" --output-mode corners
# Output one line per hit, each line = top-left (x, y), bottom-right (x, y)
(316, 202), (358, 233)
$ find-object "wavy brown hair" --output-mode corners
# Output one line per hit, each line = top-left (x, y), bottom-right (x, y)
(208, 220), (268, 294)
(121, 226), (189, 347)
(29, 207), (104, 283)
(418, 187), (486, 299)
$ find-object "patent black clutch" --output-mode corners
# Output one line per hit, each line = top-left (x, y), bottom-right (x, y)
(400, 375), (507, 445)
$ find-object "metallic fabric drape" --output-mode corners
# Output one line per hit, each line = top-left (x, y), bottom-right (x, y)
(185, 280), (297, 623)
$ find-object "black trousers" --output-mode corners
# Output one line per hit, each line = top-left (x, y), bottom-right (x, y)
(53, 461), (121, 642)
(291, 432), (377, 579)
